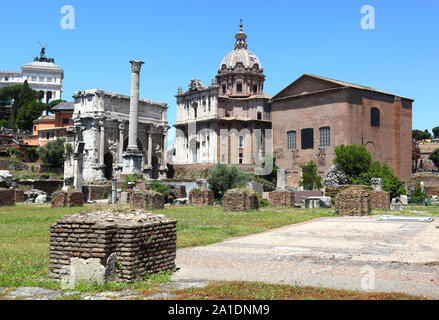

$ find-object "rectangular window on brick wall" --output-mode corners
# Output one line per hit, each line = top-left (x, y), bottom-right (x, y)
(319, 127), (330, 147)
(287, 131), (296, 150)
(301, 128), (314, 150)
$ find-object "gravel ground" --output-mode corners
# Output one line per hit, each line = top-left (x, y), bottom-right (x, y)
(174, 216), (439, 298)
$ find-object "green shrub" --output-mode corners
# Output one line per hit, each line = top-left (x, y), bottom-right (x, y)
(299, 160), (322, 190)
(148, 181), (169, 201)
(38, 138), (65, 168)
(410, 182), (428, 204)
(124, 174), (142, 188)
(429, 148), (439, 168)
(207, 164), (249, 199)
(352, 161), (406, 198)
(333, 144), (372, 180)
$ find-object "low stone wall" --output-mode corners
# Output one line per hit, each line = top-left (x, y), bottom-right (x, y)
(130, 191), (164, 210)
(17, 180), (63, 196)
(223, 189), (259, 212)
(370, 190), (390, 210)
(87, 185), (111, 201)
(335, 188), (371, 216)
(0, 188), (15, 206)
(49, 210), (177, 282)
(189, 189), (214, 206)
(13, 189), (24, 203)
(268, 191), (295, 207)
(51, 190), (84, 208)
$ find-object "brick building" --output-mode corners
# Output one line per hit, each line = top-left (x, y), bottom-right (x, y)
(24, 101), (74, 147)
(270, 74), (413, 187)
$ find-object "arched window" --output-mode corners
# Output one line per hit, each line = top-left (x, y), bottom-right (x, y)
(237, 83), (243, 92)
(371, 108), (380, 127)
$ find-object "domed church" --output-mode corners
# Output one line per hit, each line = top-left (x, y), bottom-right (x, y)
(174, 21), (272, 166)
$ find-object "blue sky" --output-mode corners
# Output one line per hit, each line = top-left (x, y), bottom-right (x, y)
(1, 0), (438, 146)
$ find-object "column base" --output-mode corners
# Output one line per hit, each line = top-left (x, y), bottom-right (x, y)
(122, 150), (143, 175)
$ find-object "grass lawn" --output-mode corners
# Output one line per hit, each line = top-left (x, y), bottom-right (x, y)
(0, 203), (335, 290)
(168, 281), (429, 300)
(0, 202), (437, 299)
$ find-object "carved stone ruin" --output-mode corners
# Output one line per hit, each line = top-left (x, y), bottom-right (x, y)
(130, 190), (164, 210)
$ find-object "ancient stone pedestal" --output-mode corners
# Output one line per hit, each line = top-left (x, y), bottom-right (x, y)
(335, 188), (371, 216)
(51, 190), (84, 208)
(223, 189), (259, 212)
(122, 151), (143, 175)
(276, 169), (287, 190)
(0, 188), (15, 206)
(189, 189), (214, 206)
(268, 191), (295, 207)
(305, 196), (332, 208)
(130, 190), (164, 210)
(49, 210), (177, 283)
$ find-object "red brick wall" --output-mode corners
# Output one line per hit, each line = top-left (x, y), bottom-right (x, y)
(268, 191), (295, 207)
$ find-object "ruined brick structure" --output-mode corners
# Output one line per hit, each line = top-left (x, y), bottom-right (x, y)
(268, 191), (295, 207)
(130, 191), (164, 210)
(49, 210), (177, 282)
(51, 190), (84, 208)
(223, 189), (259, 212)
(189, 189), (214, 206)
(335, 188), (371, 216)
(370, 190), (390, 210)
(271, 74), (413, 187)
(0, 188), (15, 206)
(13, 189), (24, 203)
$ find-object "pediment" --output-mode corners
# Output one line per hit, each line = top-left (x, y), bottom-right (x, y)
(272, 75), (342, 100)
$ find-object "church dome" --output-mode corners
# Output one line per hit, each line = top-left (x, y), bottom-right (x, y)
(219, 22), (262, 70)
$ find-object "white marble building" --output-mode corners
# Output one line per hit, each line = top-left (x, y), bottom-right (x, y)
(64, 89), (169, 185)
(0, 48), (64, 102)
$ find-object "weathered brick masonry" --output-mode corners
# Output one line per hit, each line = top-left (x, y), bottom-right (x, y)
(370, 190), (390, 210)
(130, 191), (164, 210)
(51, 190), (84, 208)
(268, 191), (295, 207)
(49, 210), (177, 282)
(223, 189), (259, 212)
(0, 188), (15, 206)
(189, 189), (214, 206)
(13, 189), (24, 202)
(335, 188), (371, 216)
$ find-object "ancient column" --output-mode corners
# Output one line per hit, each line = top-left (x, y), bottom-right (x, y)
(162, 129), (168, 167)
(122, 60), (145, 175)
(99, 120), (105, 166)
(127, 60), (144, 152)
(118, 121), (126, 165)
(148, 132), (152, 167)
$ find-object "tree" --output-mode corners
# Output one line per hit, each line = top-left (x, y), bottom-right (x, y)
(410, 182), (428, 204)
(429, 148), (439, 168)
(38, 138), (65, 168)
(300, 160), (322, 190)
(432, 126), (439, 139)
(412, 129), (431, 141)
(207, 164), (249, 199)
(333, 144), (372, 181)
(16, 101), (46, 131)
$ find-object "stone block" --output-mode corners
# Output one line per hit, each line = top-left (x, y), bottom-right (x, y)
(223, 189), (259, 212)
(268, 191), (295, 207)
(51, 190), (84, 208)
(130, 191), (164, 210)
(49, 210), (177, 282)
(13, 189), (24, 202)
(189, 189), (214, 206)
(305, 196), (331, 208)
(370, 190), (390, 210)
(0, 188), (15, 206)
(335, 188), (371, 216)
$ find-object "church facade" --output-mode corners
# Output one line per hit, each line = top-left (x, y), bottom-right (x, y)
(174, 23), (272, 166)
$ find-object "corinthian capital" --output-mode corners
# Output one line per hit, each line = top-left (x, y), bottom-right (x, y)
(130, 60), (145, 73)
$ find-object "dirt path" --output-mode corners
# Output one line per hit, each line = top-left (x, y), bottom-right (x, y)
(174, 216), (439, 298)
